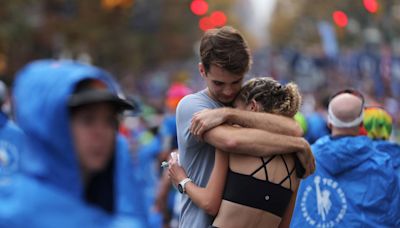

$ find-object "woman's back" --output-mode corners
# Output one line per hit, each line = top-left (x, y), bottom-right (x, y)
(213, 153), (300, 228)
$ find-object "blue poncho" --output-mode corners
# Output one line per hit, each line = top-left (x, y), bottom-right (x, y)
(291, 135), (400, 227)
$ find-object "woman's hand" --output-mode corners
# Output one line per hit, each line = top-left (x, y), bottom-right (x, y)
(168, 156), (189, 186)
(296, 138), (315, 178)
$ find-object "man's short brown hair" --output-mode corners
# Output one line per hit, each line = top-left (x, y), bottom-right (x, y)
(200, 26), (252, 75)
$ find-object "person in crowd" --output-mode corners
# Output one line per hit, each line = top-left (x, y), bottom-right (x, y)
(0, 59), (146, 227)
(169, 77), (305, 228)
(363, 106), (400, 175)
(123, 101), (164, 227)
(291, 89), (400, 227)
(294, 112), (308, 135)
(154, 82), (192, 228)
(0, 80), (26, 182)
(304, 93), (330, 144)
(175, 26), (315, 228)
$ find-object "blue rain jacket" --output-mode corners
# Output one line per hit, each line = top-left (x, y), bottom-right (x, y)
(0, 111), (26, 179)
(291, 135), (400, 227)
(135, 129), (161, 207)
(305, 113), (329, 144)
(159, 114), (178, 149)
(373, 140), (400, 176)
(0, 59), (146, 227)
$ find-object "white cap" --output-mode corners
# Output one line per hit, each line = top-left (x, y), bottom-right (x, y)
(328, 104), (364, 128)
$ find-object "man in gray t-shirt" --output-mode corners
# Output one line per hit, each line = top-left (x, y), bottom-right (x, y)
(176, 90), (222, 227)
(176, 26), (315, 228)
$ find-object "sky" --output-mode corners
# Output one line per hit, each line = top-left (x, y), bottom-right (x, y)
(238, 0), (277, 47)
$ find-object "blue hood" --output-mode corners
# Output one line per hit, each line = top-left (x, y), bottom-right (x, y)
(312, 135), (375, 175)
(13, 60), (123, 199)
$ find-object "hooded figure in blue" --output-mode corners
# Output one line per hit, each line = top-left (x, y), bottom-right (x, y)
(1, 59), (147, 227)
(291, 91), (400, 228)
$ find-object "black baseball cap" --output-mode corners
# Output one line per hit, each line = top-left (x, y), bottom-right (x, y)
(68, 79), (134, 111)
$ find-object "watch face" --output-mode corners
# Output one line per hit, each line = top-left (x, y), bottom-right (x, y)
(178, 184), (184, 193)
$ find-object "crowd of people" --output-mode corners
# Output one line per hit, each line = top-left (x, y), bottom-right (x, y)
(0, 26), (399, 228)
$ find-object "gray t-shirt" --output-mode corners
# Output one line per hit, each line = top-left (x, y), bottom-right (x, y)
(176, 89), (223, 228)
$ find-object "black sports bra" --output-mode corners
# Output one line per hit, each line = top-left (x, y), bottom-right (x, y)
(222, 155), (296, 217)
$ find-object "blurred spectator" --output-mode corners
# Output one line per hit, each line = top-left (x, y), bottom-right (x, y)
(0, 80), (26, 182)
(160, 83), (192, 161)
(155, 82), (192, 228)
(304, 93), (330, 144)
(291, 90), (400, 227)
(294, 112), (308, 135)
(363, 106), (400, 176)
(1, 59), (146, 227)
(120, 100), (164, 228)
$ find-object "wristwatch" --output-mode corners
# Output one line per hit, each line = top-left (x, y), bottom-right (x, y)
(178, 178), (192, 194)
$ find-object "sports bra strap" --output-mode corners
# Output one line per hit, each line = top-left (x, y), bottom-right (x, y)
(278, 155), (296, 190)
(250, 155), (276, 178)
(249, 154), (296, 191)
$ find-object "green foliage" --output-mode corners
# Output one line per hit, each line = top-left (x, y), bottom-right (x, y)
(0, 0), (204, 81)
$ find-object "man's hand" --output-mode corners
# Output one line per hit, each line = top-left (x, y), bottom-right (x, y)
(296, 138), (316, 179)
(190, 108), (227, 137)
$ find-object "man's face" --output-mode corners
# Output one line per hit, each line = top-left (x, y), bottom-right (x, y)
(200, 64), (244, 105)
(71, 103), (117, 173)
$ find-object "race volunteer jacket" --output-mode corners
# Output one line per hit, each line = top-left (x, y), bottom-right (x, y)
(291, 135), (400, 228)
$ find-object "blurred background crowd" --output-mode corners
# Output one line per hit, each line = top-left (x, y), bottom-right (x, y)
(0, 0), (399, 227)
(1, 0), (399, 139)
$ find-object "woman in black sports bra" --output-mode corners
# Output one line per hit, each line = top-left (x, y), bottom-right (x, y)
(169, 77), (302, 228)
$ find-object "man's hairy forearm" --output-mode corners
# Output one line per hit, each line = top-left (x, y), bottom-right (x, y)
(204, 125), (305, 157)
(204, 125), (315, 178)
(223, 108), (303, 137)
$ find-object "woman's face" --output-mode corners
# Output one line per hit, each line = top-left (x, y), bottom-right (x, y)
(71, 103), (117, 173)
